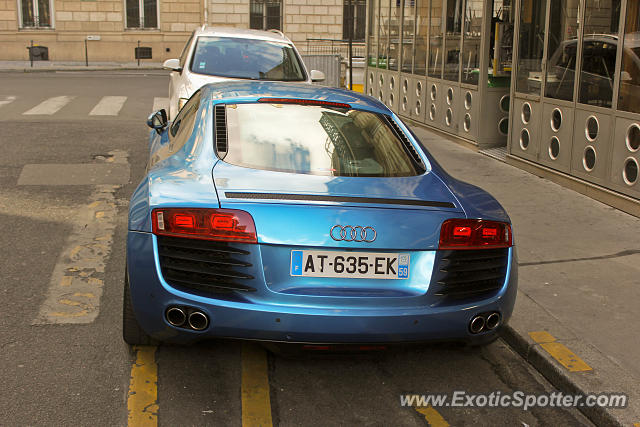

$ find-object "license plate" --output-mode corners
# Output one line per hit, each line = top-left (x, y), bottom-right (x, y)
(290, 250), (410, 279)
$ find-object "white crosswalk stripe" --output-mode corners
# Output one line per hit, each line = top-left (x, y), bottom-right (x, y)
(152, 97), (169, 112)
(23, 96), (75, 115)
(0, 96), (17, 108)
(89, 96), (128, 116)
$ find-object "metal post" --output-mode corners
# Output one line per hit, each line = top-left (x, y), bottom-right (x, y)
(137, 40), (141, 67)
(30, 40), (33, 68)
(85, 39), (88, 67)
(348, 0), (353, 90)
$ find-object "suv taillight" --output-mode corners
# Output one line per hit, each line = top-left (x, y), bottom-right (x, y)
(152, 208), (257, 243)
(439, 219), (512, 250)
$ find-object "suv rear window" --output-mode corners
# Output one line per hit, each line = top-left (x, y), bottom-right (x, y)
(221, 103), (424, 177)
(190, 36), (306, 81)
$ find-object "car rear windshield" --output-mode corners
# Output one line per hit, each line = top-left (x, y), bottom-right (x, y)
(221, 103), (424, 177)
(190, 36), (306, 81)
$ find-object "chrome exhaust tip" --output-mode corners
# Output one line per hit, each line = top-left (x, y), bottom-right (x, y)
(486, 312), (501, 330)
(188, 311), (209, 331)
(469, 315), (485, 334)
(166, 307), (187, 327)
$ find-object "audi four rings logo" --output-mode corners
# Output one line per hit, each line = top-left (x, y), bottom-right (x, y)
(330, 225), (377, 242)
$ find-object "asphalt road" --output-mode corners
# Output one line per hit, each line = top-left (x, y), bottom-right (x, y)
(0, 71), (591, 426)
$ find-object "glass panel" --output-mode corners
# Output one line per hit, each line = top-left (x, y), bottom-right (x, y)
(250, 1), (264, 30)
(577, 0), (619, 107)
(389, 0), (402, 70)
(414, 0), (428, 75)
(126, 0), (140, 28)
(143, 0), (157, 28)
(21, 0), (35, 27)
(356, 1), (367, 40)
(617, 0), (640, 113)
(429, 0), (444, 77)
(544, 0), (579, 101)
(37, 0), (51, 27)
(179, 33), (194, 69)
(489, 0), (513, 85)
(266, 3), (281, 30)
(462, 0), (483, 85)
(225, 104), (423, 177)
(402, 0), (416, 72)
(515, 0), (547, 94)
(379, 0), (391, 69)
(190, 37), (306, 81)
(443, 0), (463, 81)
(368, 0), (379, 66)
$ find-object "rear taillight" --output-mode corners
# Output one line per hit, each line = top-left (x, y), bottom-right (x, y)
(152, 208), (257, 243)
(439, 219), (512, 250)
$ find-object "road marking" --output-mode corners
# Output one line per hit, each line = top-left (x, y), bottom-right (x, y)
(241, 343), (273, 427)
(529, 331), (592, 372)
(0, 95), (17, 107)
(89, 95), (128, 116)
(32, 150), (127, 324)
(415, 406), (449, 427)
(128, 346), (159, 426)
(152, 97), (169, 112)
(23, 95), (74, 115)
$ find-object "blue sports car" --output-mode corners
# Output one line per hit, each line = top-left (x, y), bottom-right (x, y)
(123, 81), (517, 346)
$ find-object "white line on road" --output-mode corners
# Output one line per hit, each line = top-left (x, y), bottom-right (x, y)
(89, 96), (128, 116)
(0, 96), (17, 108)
(152, 97), (169, 113)
(23, 96), (75, 115)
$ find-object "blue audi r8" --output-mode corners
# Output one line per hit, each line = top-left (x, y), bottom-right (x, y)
(123, 81), (517, 346)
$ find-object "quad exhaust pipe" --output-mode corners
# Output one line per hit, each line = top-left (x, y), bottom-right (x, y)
(469, 312), (501, 334)
(188, 311), (209, 331)
(165, 306), (209, 331)
(166, 307), (187, 327)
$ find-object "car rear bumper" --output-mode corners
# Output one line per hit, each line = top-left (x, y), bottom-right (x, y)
(127, 231), (518, 344)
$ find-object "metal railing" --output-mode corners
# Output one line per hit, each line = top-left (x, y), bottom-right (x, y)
(305, 38), (366, 59)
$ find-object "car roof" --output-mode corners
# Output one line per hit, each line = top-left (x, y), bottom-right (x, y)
(200, 81), (390, 114)
(193, 26), (292, 44)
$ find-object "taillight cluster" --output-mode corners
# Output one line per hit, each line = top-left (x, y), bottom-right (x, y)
(439, 219), (512, 250)
(152, 208), (257, 243)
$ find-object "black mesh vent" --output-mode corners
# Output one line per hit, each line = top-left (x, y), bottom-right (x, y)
(386, 117), (425, 171)
(214, 104), (228, 156)
(157, 236), (256, 294)
(431, 248), (509, 300)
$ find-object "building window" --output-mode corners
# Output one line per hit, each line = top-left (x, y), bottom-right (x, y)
(343, 0), (366, 41)
(126, 0), (158, 29)
(20, 0), (52, 28)
(250, 0), (281, 31)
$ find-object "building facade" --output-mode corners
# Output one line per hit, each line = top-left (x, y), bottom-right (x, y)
(366, 0), (640, 205)
(0, 0), (366, 62)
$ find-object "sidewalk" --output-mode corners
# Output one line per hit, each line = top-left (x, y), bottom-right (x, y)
(412, 126), (640, 426)
(0, 60), (164, 72)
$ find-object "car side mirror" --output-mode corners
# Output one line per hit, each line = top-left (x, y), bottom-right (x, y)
(147, 109), (168, 134)
(310, 69), (325, 82)
(162, 58), (182, 72)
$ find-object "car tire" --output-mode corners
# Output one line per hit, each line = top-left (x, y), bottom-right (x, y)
(122, 268), (158, 346)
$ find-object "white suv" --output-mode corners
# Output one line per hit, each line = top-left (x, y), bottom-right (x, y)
(162, 26), (325, 119)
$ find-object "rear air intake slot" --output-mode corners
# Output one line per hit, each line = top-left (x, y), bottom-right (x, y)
(157, 236), (256, 295)
(214, 104), (228, 157)
(431, 248), (509, 300)
(385, 117), (425, 172)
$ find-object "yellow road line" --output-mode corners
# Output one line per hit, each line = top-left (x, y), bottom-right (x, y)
(128, 346), (158, 427)
(529, 331), (592, 372)
(416, 406), (450, 427)
(241, 343), (273, 427)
